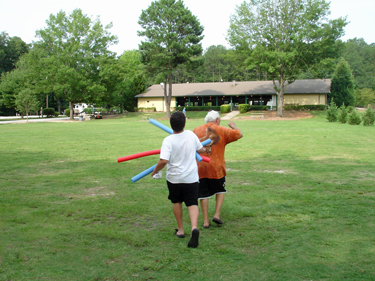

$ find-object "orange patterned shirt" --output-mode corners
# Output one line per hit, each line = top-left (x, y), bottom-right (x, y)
(193, 123), (241, 179)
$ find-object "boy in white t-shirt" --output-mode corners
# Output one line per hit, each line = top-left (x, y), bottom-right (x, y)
(152, 111), (205, 248)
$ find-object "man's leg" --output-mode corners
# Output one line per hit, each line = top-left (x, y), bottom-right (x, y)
(213, 193), (225, 221)
(200, 199), (210, 227)
(173, 203), (184, 235)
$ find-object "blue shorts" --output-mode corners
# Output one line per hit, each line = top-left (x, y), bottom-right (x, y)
(167, 181), (199, 207)
(198, 177), (226, 199)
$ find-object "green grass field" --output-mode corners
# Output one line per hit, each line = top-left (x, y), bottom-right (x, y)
(1, 111), (375, 280)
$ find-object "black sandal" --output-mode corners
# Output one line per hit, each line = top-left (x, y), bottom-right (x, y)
(174, 229), (185, 238)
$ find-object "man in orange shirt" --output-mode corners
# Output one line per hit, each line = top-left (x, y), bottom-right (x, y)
(193, 110), (243, 228)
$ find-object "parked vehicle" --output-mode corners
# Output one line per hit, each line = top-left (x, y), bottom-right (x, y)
(94, 112), (102, 119)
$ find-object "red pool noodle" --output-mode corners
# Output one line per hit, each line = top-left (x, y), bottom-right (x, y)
(117, 150), (161, 163)
(201, 155), (210, 163)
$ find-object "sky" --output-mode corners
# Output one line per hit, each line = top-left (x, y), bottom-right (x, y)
(1, 0), (374, 56)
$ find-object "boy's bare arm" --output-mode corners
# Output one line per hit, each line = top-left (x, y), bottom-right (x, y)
(152, 158), (168, 176)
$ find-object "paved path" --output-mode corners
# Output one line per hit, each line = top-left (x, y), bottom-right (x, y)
(0, 116), (78, 124)
(221, 111), (240, 120)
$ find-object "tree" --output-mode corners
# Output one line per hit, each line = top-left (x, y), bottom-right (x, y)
(28, 9), (118, 120)
(362, 105), (375, 126)
(204, 45), (228, 82)
(15, 88), (40, 120)
(330, 58), (355, 106)
(342, 38), (375, 89)
(138, 0), (204, 118)
(337, 103), (348, 124)
(354, 88), (375, 107)
(0, 57), (31, 110)
(227, 0), (347, 117)
(326, 99), (338, 122)
(99, 50), (147, 112)
(0, 32), (29, 76)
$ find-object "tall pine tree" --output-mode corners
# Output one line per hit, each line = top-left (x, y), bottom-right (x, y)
(138, 0), (204, 118)
(330, 58), (355, 106)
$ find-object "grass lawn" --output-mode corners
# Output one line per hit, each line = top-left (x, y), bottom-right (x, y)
(1, 111), (375, 280)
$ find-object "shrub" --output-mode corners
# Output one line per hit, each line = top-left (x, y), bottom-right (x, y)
(326, 99), (338, 122)
(362, 106), (375, 126)
(238, 104), (250, 113)
(134, 107), (156, 112)
(284, 105), (326, 111)
(220, 104), (231, 113)
(176, 106), (220, 112)
(64, 109), (70, 116)
(347, 106), (355, 113)
(337, 103), (348, 124)
(43, 108), (55, 118)
(348, 110), (362, 125)
(54, 112), (59, 117)
(249, 105), (268, 111)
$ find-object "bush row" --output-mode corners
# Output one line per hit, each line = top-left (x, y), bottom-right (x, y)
(175, 106), (221, 112)
(283, 105), (326, 111)
(326, 100), (375, 126)
(134, 107), (156, 112)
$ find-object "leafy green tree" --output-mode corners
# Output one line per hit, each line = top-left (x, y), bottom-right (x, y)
(100, 50), (147, 112)
(354, 88), (375, 107)
(15, 88), (40, 120)
(326, 99), (338, 122)
(0, 57), (31, 109)
(330, 58), (355, 106)
(0, 32), (29, 76)
(342, 38), (375, 90)
(204, 45), (228, 82)
(138, 0), (204, 118)
(28, 9), (118, 120)
(227, 0), (347, 117)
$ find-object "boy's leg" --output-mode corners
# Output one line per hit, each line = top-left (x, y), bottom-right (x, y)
(187, 205), (199, 230)
(200, 199), (210, 227)
(173, 203), (184, 235)
(187, 205), (199, 248)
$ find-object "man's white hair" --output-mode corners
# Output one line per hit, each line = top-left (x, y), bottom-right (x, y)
(205, 110), (220, 123)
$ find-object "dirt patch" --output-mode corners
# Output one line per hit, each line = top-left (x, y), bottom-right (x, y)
(235, 111), (314, 121)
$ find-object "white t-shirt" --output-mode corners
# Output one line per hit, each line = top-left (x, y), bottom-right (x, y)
(160, 130), (203, 184)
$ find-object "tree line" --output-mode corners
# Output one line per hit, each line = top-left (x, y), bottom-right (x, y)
(1, 0), (374, 119)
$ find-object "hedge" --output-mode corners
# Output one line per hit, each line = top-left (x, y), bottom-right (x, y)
(134, 107), (156, 112)
(42, 108), (56, 118)
(176, 106), (221, 112)
(283, 105), (326, 111)
(238, 104), (249, 113)
(249, 105), (269, 111)
(220, 104), (231, 113)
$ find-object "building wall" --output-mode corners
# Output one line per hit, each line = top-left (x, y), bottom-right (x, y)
(138, 94), (326, 111)
(284, 94), (326, 105)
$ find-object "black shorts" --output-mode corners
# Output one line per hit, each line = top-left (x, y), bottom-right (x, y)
(167, 181), (199, 207)
(198, 177), (226, 199)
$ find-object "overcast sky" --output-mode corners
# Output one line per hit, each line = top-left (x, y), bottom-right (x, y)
(1, 0), (374, 56)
